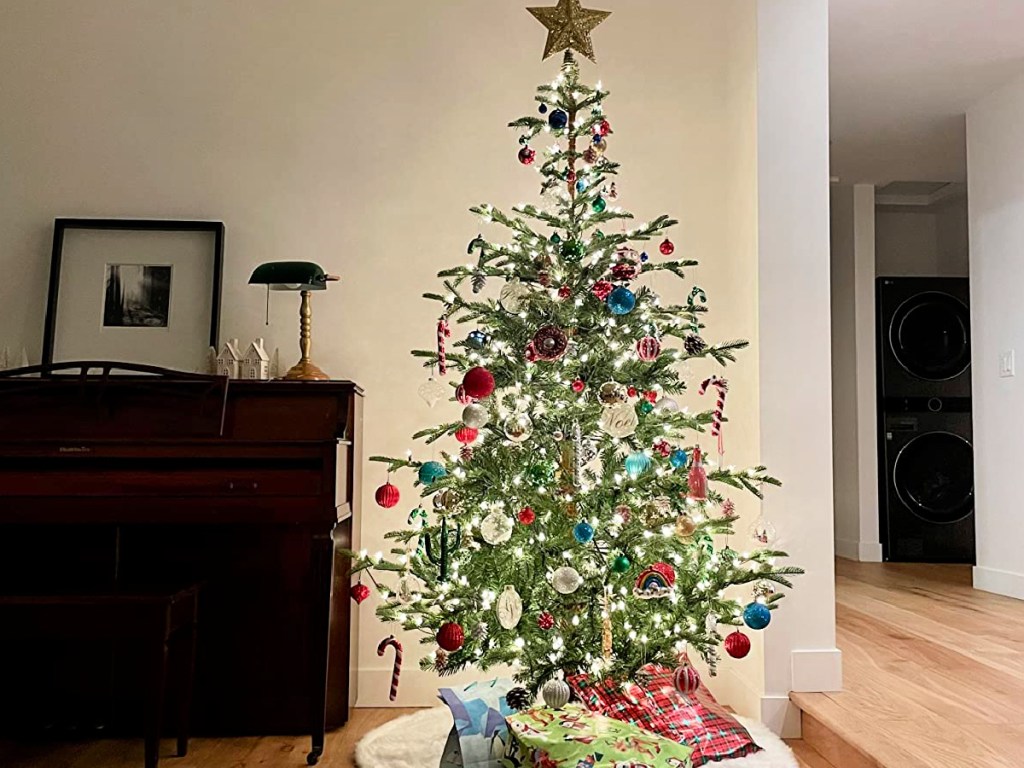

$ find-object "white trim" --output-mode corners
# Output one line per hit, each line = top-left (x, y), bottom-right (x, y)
(974, 565), (1024, 601)
(835, 537), (883, 562)
(791, 648), (842, 693)
(759, 695), (801, 739)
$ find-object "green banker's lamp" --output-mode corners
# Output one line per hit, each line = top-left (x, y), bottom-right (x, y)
(249, 261), (339, 381)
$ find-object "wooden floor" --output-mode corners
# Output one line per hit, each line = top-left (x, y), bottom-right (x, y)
(0, 709), (419, 768)
(793, 558), (1024, 767)
(5, 559), (1022, 767)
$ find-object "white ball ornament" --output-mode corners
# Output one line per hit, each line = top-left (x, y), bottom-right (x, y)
(504, 413), (534, 443)
(462, 403), (490, 429)
(654, 397), (679, 414)
(552, 566), (583, 595)
(599, 401), (639, 438)
(542, 679), (571, 709)
(480, 511), (514, 545)
(496, 585), (523, 630)
(499, 282), (532, 314)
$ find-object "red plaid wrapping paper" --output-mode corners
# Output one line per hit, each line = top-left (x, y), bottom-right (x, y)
(567, 664), (761, 766)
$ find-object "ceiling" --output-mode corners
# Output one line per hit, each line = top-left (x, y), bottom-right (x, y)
(830, 0), (1024, 185)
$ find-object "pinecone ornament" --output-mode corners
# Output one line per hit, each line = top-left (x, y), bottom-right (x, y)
(506, 686), (532, 711)
(684, 334), (707, 355)
(471, 272), (487, 294)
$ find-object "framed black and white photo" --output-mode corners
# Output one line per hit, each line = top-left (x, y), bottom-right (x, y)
(42, 219), (224, 370)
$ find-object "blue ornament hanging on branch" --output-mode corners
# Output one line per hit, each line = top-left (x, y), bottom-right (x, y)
(670, 449), (689, 469)
(624, 451), (651, 479)
(573, 521), (595, 544)
(743, 602), (772, 630)
(548, 108), (569, 130)
(418, 461), (447, 485)
(606, 286), (636, 315)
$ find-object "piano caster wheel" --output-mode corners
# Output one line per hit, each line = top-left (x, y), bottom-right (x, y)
(307, 746), (324, 765)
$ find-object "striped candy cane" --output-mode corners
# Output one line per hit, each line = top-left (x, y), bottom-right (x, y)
(699, 376), (729, 454)
(377, 635), (403, 701)
(437, 316), (451, 376)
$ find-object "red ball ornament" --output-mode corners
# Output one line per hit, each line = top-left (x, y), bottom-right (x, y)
(518, 506), (537, 525)
(571, 379), (586, 393)
(627, 386), (638, 398)
(645, 390), (659, 404)
(599, 119), (613, 137)
(455, 426), (479, 445)
(375, 482), (400, 509)
(518, 146), (536, 165)
(652, 439), (672, 457)
(437, 622), (465, 652)
(537, 612), (555, 631)
(725, 630), (752, 659)
(567, 170), (577, 183)
(592, 280), (614, 301)
(525, 342), (539, 362)
(456, 385), (473, 405)
(659, 239), (675, 256)
(636, 336), (661, 362)
(673, 662), (701, 695)
(611, 263), (638, 281)
(558, 285), (572, 299)
(350, 583), (371, 605)
(462, 367), (495, 399)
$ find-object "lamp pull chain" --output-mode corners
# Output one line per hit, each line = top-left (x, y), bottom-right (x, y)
(265, 285), (271, 325)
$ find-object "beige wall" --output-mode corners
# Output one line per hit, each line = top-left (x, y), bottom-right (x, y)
(0, 0), (764, 707)
(875, 198), (970, 277)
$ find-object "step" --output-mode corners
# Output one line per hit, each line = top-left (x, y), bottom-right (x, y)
(791, 692), (886, 768)
(785, 738), (839, 768)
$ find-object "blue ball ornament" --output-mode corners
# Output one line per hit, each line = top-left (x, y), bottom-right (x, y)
(576, 179), (587, 193)
(467, 330), (490, 350)
(418, 461), (447, 485)
(606, 286), (636, 316)
(573, 521), (595, 544)
(624, 451), (652, 479)
(539, 103), (548, 114)
(670, 449), (689, 469)
(640, 251), (650, 263)
(549, 109), (569, 130)
(743, 602), (772, 630)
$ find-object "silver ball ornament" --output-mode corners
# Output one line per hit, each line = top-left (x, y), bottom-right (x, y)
(542, 679), (571, 709)
(552, 566), (583, 595)
(462, 403), (490, 429)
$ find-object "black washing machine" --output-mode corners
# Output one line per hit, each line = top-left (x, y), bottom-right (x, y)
(877, 277), (972, 399)
(879, 400), (974, 563)
(876, 277), (975, 563)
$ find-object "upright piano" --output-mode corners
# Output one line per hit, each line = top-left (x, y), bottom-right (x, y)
(0, 363), (362, 764)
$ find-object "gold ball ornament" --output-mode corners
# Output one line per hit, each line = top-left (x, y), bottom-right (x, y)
(675, 513), (698, 540)
(433, 489), (456, 511)
(598, 381), (627, 405)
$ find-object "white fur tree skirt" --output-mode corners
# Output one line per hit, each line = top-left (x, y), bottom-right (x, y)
(355, 707), (798, 768)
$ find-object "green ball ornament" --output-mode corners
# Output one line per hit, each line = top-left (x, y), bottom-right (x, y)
(561, 240), (585, 264)
(611, 554), (631, 574)
(550, 233), (562, 245)
(638, 400), (654, 415)
(592, 196), (607, 214)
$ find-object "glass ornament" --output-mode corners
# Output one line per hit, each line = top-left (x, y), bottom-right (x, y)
(576, 179), (587, 193)
(539, 103), (548, 114)
(654, 396), (679, 414)
(418, 461), (447, 485)
(599, 401), (638, 438)
(675, 514), (697, 540)
(480, 511), (514, 545)
(499, 281), (532, 314)
(550, 233), (562, 244)
(466, 330), (490, 350)
(750, 517), (778, 546)
(418, 377), (447, 408)
(670, 449), (689, 469)
(496, 585), (523, 630)
(592, 196), (607, 213)
(560, 239), (585, 263)
(753, 581), (777, 599)
(532, 325), (569, 361)
(542, 679), (571, 709)
(606, 286), (636, 315)
(725, 630), (751, 659)
(625, 451), (651, 479)
(743, 602), (772, 630)
(638, 400), (654, 415)
(518, 146), (536, 165)
(552, 566), (583, 595)
(687, 447), (708, 501)
(462, 403), (490, 429)
(636, 336), (661, 361)
(598, 381), (627, 405)
(504, 413), (534, 443)
(573, 521), (595, 544)
(548, 108), (569, 130)
(660, 239), (675, 256)
(610, 554), (631, 574)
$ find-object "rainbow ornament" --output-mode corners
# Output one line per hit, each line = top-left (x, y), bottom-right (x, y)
(633, 562), (676, 600)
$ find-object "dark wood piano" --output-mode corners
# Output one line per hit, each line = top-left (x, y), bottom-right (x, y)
(0, 363), (363, 765)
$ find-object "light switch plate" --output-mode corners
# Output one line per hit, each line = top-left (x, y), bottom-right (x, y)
(1000, 350), (1016, 378)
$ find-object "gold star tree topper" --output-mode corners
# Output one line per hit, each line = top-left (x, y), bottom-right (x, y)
(527, 0), (611, 63)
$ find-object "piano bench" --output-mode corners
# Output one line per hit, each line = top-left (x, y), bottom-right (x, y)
(0, 583), (200, 768)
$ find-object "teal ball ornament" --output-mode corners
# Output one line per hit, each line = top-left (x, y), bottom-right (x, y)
(638, 400), (654, 415)
(670, 449), (689, 469)
(418, 461), (447, 485)
(743, 602), (772, 630)
(573, 521), (595, 544)
(625, 451), (652, 479)
(606, 286), (636, 315)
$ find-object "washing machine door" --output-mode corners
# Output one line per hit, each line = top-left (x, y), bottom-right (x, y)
(893, 431), (974, 524)
(889, 291), (971, 381)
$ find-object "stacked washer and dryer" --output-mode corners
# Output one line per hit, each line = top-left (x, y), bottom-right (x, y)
(876, 277), (975, 563)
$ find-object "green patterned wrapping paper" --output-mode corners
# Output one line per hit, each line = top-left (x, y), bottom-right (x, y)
(503, 705), (692, 768)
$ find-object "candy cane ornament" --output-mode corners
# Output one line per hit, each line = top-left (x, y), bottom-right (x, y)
(437, 316), (452, 376)
(698, 376), (729, 455)
(377, 635), (403, 701)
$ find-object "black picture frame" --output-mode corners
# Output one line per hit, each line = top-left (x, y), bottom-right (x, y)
(42, 218), (225, 367)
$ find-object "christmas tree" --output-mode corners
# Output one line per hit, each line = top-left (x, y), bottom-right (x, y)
(352, 1), (801, 694)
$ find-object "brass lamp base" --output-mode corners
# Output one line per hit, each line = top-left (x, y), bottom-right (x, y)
(283, 358), (330, 381)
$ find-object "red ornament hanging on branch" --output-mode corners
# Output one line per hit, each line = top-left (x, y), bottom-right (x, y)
(571, 379), (586, 394)
(455, 426), (479, 446)
(462, 367), (495, 399)
(375, 482), (400, 509)
(592, 280), (614, 301)
(636, 336), (661, 361)
(518, 506), (536, 525)
(436, 316), (451, 376)
(518, 146), (536, 165)
(687, 447), (708, 502)
(725, 630), (751, 659)
(672, 659), (701, 695)
(699, 376), (729, 456)
(659, 239), (675, 256)
(350, 582), (371, 604)
(437, 622), (465, 652)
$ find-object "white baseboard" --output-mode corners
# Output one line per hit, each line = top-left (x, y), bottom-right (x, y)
(974, 565), (1024, 601)
(759, 695), (801, 739)
(835, 537), (883, 563)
